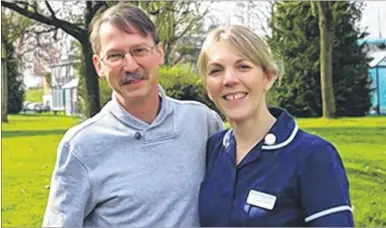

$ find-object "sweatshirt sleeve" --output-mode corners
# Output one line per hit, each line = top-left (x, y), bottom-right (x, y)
(207, 110), (225, 137)
(42, 142), (91, 227)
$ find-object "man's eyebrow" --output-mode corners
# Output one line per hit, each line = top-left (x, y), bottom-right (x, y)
(105, 48), (124, 53)
(131, 43), (153, 48)
(105, 43), (151, 53)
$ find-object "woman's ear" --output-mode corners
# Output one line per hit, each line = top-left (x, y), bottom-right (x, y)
(264, 68), (276, 92)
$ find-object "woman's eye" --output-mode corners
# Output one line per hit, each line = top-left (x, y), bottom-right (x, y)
(239, 65), (251, 70)
(208, 69), (221, 75)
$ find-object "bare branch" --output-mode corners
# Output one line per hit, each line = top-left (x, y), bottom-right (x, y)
(27, 26), (57, 35)
(44, 1), (56, 18)
(2, 1), (85, 41)
(172, 17), (201, 43)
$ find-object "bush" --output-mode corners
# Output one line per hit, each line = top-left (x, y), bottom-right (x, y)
(76, 63), (221, 118)
(158, 65), (221, 117)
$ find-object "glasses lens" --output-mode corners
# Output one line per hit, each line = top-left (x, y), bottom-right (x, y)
(104, 53), (124, 67)
(131, 46), (151, 57)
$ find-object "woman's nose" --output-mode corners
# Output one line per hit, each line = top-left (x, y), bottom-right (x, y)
(223, 70), (239, 87)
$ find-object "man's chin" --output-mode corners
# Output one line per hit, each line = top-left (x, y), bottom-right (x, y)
(122, 87), (150, 101)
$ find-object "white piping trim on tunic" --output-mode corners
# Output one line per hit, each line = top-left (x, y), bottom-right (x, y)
(304, 205), (353, 223)
(222, 129), (232, 148)
(262, 125), (299, 150)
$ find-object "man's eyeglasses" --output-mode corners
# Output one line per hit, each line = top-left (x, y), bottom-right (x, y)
(100, 44), (156, 67)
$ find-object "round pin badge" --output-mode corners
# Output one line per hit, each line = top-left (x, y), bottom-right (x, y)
(264, 133), (276, 145)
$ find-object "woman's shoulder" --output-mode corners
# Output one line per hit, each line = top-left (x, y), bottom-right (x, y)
(207, 129), (230, 148)
(293, 129), (342, 164)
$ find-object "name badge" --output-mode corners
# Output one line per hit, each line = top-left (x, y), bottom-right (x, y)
(246, 190), (277, 210)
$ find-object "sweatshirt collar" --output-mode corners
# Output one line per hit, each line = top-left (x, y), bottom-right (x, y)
(106, 85), (173, 131)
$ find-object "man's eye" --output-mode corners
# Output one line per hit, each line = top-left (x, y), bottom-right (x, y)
(132, 48), (149, 55)
(106, 53), (124, 61)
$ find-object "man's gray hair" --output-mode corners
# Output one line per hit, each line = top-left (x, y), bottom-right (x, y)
(89, 3), (160, 55)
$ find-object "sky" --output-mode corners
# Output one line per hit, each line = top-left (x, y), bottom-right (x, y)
(360, 1), (386, 38)
(207, 1), (386, 39)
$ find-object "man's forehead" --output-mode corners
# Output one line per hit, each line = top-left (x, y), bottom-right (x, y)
(100, 21), (141, 35)
(98, 21), (153, 53)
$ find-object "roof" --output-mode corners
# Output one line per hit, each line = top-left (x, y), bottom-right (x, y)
(357, 38), (386, 46)
(368, 51), (386, 67)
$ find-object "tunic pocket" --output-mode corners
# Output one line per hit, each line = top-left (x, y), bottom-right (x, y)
(244, 186), (287, 226)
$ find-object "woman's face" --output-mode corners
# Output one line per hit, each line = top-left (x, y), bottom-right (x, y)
(205, 41), (274, 122)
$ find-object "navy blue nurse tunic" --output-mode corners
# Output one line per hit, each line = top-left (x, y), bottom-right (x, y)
(199, 108), (354, 227)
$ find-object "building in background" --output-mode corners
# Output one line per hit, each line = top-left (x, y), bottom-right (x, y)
(48, 55), (80, 116)
(358, 38), (386, 115)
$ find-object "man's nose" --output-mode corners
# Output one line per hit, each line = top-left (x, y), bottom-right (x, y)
(223, 69), (239, 87)
(122, 53), (140, 71)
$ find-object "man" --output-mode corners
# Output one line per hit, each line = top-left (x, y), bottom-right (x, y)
(42, 3), (223, 227)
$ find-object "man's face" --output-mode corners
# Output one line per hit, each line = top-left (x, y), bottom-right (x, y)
(93, 22), (164, 104)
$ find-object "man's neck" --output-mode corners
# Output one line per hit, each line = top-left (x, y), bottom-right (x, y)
(115, 91), (161, 124)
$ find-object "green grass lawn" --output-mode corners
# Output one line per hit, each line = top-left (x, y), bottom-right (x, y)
(2, 114), (386, 226)
(24, 88), (44, 102)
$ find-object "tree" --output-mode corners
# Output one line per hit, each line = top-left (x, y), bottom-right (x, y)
(2, 40), (8, 122)
(16, 23), (65, 79)
(140, 1), (210, 65)
(247, 1), (276, 38)
(313, 1), (336, 118)
(2, 1), (106, 117)
(269, 1), (371, 117)
(3, 1), (210, 117)
(1, 7), (34, 121)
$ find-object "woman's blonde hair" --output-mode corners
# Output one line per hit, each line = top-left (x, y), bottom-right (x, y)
(198, 25), (283, 83)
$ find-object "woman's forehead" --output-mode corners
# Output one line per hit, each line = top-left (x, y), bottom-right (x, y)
(207, 41), (249, 63)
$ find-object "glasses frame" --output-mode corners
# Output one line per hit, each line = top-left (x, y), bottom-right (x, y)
(100, 44), (157, 67)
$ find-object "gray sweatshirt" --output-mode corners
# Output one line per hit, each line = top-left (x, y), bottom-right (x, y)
(42, 87), (223, 227)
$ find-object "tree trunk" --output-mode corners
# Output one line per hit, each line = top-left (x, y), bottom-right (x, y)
(317, 2), (336, 118)
(81, 37), (100, 117)
(164, 43), (172, 66)
(1, 41), (8, 122)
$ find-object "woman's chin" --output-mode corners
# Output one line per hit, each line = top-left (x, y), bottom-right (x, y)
(224, 111), (250, 124)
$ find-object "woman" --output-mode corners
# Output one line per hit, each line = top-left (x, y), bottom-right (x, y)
(197, 25), (354, 227)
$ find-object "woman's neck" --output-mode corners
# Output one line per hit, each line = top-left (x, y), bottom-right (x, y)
(230, 107), (276, 165)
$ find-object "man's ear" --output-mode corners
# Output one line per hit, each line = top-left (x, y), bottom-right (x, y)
(156, 42), (165, 65)
(92, 54), (104, 78)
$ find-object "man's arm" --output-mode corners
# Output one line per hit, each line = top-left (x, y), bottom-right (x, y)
(207, 110), (225, 137)
(42, 142), (91, 227)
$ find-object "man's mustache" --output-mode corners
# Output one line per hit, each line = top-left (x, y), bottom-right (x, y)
(120, 72), (147, 85)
